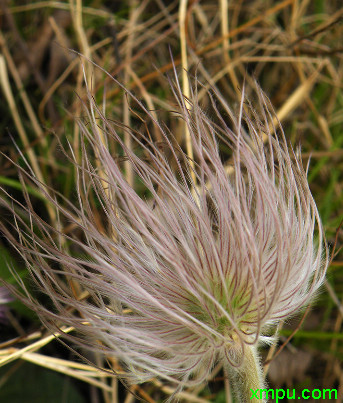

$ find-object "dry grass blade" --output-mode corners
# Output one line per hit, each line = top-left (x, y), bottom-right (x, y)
(0, 55), (56, 222)
(0, 327), (74, 367)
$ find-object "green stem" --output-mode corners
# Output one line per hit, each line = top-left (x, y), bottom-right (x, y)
(0, 176), (45, 200)
(226, 344), (266, 403)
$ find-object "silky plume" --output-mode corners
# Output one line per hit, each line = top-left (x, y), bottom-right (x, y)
(0, 72), (328, 402)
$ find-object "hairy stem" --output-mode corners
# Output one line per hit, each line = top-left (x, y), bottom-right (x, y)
(226, 344), (266, 403)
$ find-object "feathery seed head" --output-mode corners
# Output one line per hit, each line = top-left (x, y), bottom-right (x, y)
(1, 74), (327, 388)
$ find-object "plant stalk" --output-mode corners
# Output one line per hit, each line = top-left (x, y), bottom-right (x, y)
(226, 344), (266, 403)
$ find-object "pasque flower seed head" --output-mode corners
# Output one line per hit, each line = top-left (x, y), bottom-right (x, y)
(1, 73), (327, 393)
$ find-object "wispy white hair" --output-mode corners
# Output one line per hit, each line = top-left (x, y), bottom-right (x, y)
(1, 72), (327, 390)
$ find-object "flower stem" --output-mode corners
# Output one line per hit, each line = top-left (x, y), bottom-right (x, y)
(226, 344), (266, 403)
